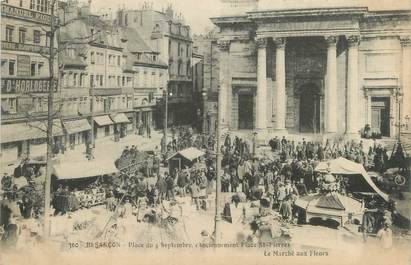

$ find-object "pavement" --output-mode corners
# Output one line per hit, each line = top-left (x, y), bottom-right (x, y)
(1, 131), (165, 175)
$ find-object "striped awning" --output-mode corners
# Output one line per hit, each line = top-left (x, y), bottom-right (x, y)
(63, 119), (91, 134)
(110, 113), (130, 123)
(94, 115), (113, 126)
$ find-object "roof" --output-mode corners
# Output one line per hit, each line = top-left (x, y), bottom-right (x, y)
(295, 193), (364, 220)
(93, 115), (113, 126)
(315, 157), (389, 201)
(1, 120), (64, 144)
(60, 16), (122, 50)
(119, 27), (151, 53)
(167, 147), (205, 161)
(63, 119), (91, 134)
(52, 160), (119, 179)
(110, 113), (130, 124)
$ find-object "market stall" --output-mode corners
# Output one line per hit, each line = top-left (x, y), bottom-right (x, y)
(315, 157), (389, 201)
(166, 147), (205, 176)
(52, 160), (119, 208)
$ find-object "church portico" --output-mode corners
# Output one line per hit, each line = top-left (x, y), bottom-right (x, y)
(211, 6), (410, 138)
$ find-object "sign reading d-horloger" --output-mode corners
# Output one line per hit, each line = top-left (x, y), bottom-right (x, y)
(1, 78), (58, 94)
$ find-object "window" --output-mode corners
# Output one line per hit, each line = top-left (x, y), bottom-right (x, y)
(99, 75), (103, 86)
(37, 62), (44, 75)
(187, 62), (190, 76)
(9, 60), (15, 75)
(36, 0), (40, 11)
(186, 44), (189, 57)
(178, 61), (182, 76)
(30, 0), (35, 9)
(178, 43), (181, 56)
(1, 59), (8, 75)
(33, 30), (41, 44)
(73, 73), (78, 86)
(108, 55), (112, 64)
(117, 76), (120, 86)
(19, 28), (27, 43)
(90, 75), (94, 87)
(117, 56), (121, 66)
(19, 0), (23, 7)
(90, 51), (95, 64)
(31, 62), (36, 76)
(6, 26), (14, 42)
(122, 76), (125, 86)
(45, 32), (50, 46)
(79, 74), (83, 87)
(153, 55), (157, 62)
(9, 98), (17, 112)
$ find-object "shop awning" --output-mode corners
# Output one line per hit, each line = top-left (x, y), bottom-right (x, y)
(30, 119), (64, 137)
(1, 120), (63, 144)
(110, 113), (131, 123)
(94, 115), (113, 126)
(63, 119), (91, 134)
(52, 159), (119, 180)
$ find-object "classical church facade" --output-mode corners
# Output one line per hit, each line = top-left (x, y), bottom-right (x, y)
(211, 5), (411, 138)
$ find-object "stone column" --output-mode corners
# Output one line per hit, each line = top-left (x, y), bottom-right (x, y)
(274, 37), (287, 131)
(217, 40), (231, 129)
(325, 36), (338, 133)
(346, 35), (360, 135)
(400, 35), (411, 133)
(256, 37), (268, 130)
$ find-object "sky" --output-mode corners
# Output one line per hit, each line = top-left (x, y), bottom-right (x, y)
(86, 0), (411, 34)
(90, 0), (222, 34)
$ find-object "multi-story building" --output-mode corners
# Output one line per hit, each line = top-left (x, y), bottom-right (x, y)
(211, 1), (411, 140)
(119, 27), (168, 132)
(1, 0), (60, 165)
(191, 51), (204, 132)
(193, 31), (220, 133)
(116, 4), (195, 127)
(60, 0), (138, 142)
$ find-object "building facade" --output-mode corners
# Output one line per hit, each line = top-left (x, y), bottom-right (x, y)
(211, 4), (411, 138)
(193, 32), (220, 133)
(116, 4), (195, 127)
(1, 0), (60, 163)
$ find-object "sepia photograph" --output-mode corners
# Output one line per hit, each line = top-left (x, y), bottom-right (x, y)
(0, 0), (410, 264)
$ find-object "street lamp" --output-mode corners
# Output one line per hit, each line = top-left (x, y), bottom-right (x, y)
(201, 89), (207, 133)
(390, 90), (407, 141)
(214, 85), (222, 244)
(164, 86), (172, 148)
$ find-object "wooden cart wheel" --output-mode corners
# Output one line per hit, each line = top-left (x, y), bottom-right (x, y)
(394, 175), (406, 186)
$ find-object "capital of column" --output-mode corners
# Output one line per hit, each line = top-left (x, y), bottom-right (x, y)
(346, 35), (360, 47)
(273, 37), (286, 48)
(400, 35), (411, 47)
(217, 40), (230, 51)
(255, 37), (267, 48)
(325, 35), (338, 47)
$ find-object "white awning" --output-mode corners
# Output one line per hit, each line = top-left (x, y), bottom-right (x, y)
(52, 160), (119, 180)
(1, 120), (63, 144)
(94, 115), (113, 126)
(167, 147), (205, 162)
(110, 113), (131, 123)
(63, 119), (91, 134)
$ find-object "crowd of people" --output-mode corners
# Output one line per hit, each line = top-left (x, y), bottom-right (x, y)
(1, 126), (406, 249)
